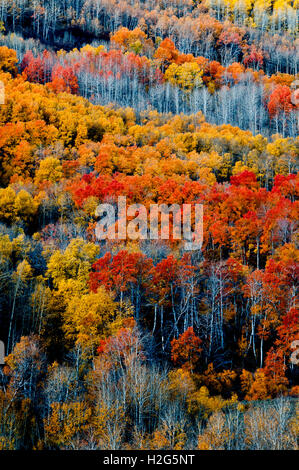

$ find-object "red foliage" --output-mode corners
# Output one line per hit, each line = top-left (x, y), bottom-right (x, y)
(276, 308), (299, 354)
(49, 64), (79, 94)
(230, 170), (258, 188)
(90, 250), (153, 297)
(171, 327), (202, 371)
(243, 45), (264, 69)
(268, 85), (293, 118)
(272, 174), (299, 199)
(21, 50), (52, 83)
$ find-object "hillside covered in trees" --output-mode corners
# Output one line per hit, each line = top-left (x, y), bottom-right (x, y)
(0, 0), (298, 451)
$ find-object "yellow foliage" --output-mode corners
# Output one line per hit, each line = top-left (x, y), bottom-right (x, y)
(47, 238), (99, 288)
(168, 368), (196, 400)
(15, 259), (33, 282)
(0, 46), (18, 74)
(198, 411), (231, 450)
(187, 386), (238, 419)
(44, 402), (92, 449)
(63, 287), (118, 351)
(35, 157), (63, 184)
(164, 62), (204, 90)
(14, 189), (39, 222)
(0, 186), (16, 221)
(0, 186), (38, 223)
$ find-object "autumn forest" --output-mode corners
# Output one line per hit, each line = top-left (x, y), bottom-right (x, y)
(0, 0), (298, 452)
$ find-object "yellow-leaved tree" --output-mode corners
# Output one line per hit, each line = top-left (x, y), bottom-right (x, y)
(35, 157), (63, 184)
(63, 287), (118, 354)
(164, 62), (204, 91)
